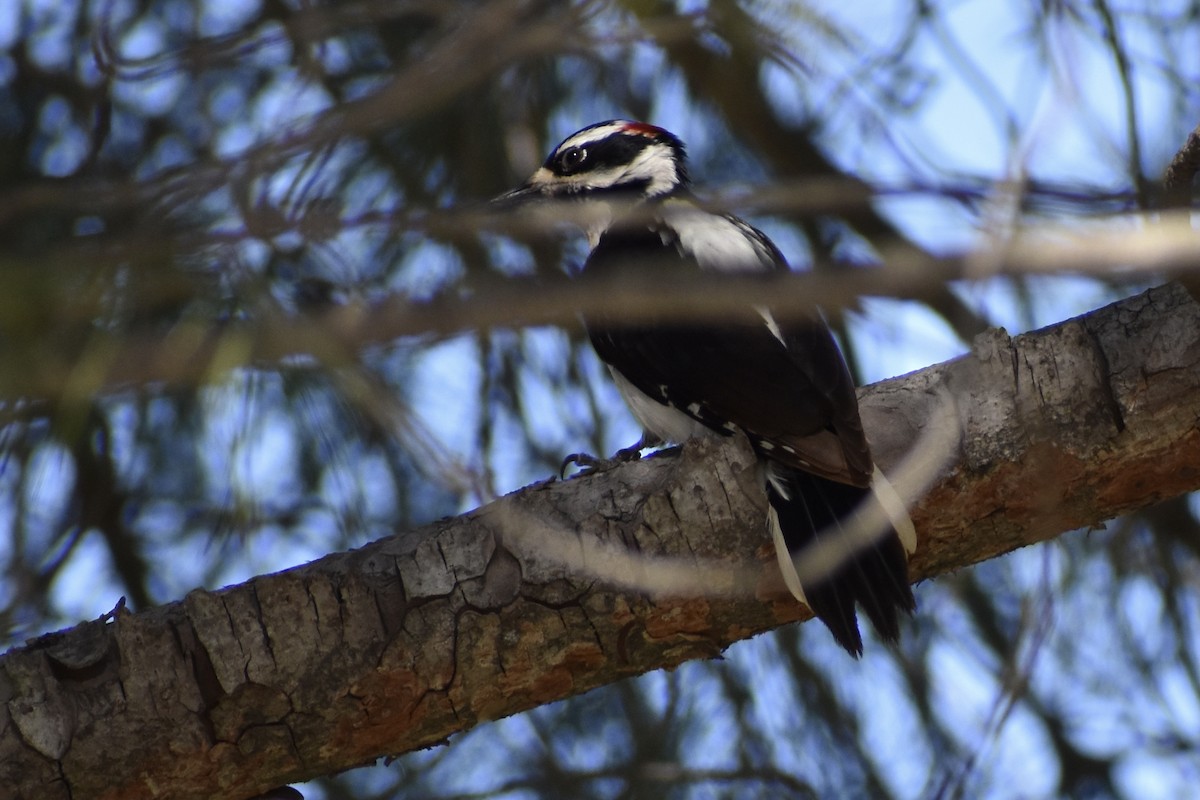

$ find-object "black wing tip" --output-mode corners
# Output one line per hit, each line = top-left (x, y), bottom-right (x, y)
(825, 614), (865, 659)
(817, 581), (913, 657)
(856, 541), (916, 645)
(769, 470), (916, 657)
(798, 578), (866, 658)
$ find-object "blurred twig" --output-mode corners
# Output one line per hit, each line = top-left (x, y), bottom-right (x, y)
(3, 210), (1197, 401)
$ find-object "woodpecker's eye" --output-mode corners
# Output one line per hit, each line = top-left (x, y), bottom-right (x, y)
(558, 146), (587, 173)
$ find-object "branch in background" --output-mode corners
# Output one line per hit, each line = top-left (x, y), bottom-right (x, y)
(5, 283), (1200, 800)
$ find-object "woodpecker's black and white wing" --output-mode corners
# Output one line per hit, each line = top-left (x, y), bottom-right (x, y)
(582, 199), (915, 656)
(584, 199), (872, 483)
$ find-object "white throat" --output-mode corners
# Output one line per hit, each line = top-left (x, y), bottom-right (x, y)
(582, 201), (615, 248)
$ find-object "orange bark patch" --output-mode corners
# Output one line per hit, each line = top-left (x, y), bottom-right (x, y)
(643, 598), (713, 639)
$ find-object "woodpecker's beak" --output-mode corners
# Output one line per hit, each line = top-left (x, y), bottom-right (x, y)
(491, 182), (543, 209)
(489, 173), (611, 245)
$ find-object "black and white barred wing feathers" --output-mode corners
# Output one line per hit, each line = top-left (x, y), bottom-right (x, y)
(584, 207), (873, 488)
(583, 204), (915, 656)
(588, 307), (874, 487)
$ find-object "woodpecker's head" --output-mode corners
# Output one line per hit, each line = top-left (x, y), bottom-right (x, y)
(498, 120), (689, 204)
(494, 120), (689, 245)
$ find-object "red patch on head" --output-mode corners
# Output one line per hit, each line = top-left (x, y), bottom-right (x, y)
(620, 121), (666, 139)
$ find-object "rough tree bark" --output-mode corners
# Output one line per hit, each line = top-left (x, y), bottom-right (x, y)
(4, 283), (1200, 800)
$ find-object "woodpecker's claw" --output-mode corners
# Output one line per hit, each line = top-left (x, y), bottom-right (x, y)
(559, 451), (611, 477)
(560, 433), (662, 478)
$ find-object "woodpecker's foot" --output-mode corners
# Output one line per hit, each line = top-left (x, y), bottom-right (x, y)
(560, 433), (662, 478)
(559, 451), (614, 477)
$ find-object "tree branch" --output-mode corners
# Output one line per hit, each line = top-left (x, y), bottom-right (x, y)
(1163, 122), (1200, 207)
(5, 283), (1200, 799)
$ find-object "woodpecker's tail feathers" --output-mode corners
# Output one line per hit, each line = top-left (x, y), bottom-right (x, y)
(765, 466), (916, 657)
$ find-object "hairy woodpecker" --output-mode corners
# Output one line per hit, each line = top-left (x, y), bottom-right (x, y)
(497, 120), (916, 656)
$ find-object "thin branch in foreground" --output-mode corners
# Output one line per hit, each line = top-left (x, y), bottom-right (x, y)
(3, 210), (1199, 403)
